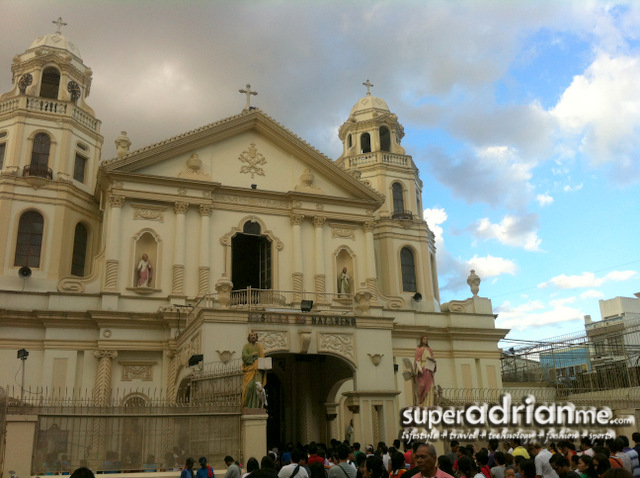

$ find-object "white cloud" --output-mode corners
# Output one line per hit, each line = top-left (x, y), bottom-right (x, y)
(538, 270), (638, 289)
(495, 298), (584, 330)
(423, 207), (447, 247)
(536, 193), (554, 206)
(563, 183), (583, 192)
(581, 290), (604, 299)
(468, 255), (517, 278)
(471, 214), (542, 251)
(552, 52), (640, 183)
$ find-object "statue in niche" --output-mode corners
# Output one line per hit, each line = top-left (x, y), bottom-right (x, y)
(136, 254), (153, 287)
(241, 331), (266, 408)
(337, 267), (351, 294)
(414, 335), (436, 406)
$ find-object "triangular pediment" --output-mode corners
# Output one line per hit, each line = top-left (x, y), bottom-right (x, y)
(100, 109), (383, 204)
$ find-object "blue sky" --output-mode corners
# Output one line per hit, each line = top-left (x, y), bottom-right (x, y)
(1, 1), (639, 342)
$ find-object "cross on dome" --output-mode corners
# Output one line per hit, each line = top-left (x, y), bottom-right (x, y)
(52, 17), (68, 34)
(363, 79), (374, 96)
(239, 83), (258, 111)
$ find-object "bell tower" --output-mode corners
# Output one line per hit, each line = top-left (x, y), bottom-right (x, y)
(0, 19), (103, 285)
(336, 81), (441, 310)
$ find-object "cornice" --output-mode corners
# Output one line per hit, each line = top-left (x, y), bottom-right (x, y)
(392, 324), (509, 342)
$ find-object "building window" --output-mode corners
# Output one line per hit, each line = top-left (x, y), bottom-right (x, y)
(347, 134), (352, 148)
(360, 132), (371, 153)
(40, 67), (60, 99)
(27, 133), (51, 178)
(14, 211), (44, 268)
(0, 142), (6, 170)
(379, 126), (391, 151)
(392, 182), (404, 213)
(74, 153), (87, 182)
(71, 223), (88, 276)
(401, 247), (417, 292)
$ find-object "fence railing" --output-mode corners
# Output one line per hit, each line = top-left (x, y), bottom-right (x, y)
(202, 287), (354, 310)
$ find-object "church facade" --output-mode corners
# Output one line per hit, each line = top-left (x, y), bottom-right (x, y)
(0, 23), (507, 473)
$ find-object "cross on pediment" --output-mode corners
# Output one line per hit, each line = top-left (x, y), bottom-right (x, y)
(52, 17), (67, 34)
(363, 79), (374, 96)
(239, 83), (258, 112)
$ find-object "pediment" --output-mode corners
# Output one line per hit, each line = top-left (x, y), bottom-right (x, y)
(100, 110), (383, 204)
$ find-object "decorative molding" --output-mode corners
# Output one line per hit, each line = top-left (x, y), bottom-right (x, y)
(216, 350), (235, 364)
(299, 331), (311, 354)
(179, 153), (211, 180)
(313, 216), (326, 228)
(256, 330), (288, 353)
(363, 221), (376, 233)
(198, 266), (210, 296)
(199, 204), (213, 216)
(216, 194), (289, 210)
(172, 264), (184, 295)
(290, 214), (304, 226)
(120, 362), (155, 381)
(108, 194), (125, 208)
(132, 203), (166, 223)
(174, 201), (189, 214)
(294, 169), (322, 193)
(102, 329), (112, 338)
(220, 217), (284, 251)
(104, 259), (119, 290)
(58, 278), (85, 293)
(238, 142), (267, 178)
(368, 353), (383, 366)
(330, 223), (356, 240)
(314, 274), (326, 294)
(178, 333), (201, 367)
(318, 333), (354, 362)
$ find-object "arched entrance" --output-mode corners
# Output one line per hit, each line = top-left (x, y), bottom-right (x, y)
(265, 353), (354, 448)
(231, 220), (272, 289)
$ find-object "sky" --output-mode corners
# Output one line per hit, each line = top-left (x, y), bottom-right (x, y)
(1, 1), (639, 344)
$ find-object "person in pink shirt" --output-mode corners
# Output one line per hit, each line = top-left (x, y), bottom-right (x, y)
(414, 443), (454, 478)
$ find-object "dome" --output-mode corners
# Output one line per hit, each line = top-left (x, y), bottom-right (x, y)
(349, 95), (390, 116)
(29, 33), (82, 60)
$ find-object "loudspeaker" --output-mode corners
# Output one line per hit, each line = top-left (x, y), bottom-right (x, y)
(300, 300), (313, 312)
(18, 266), (32, 279)
(188, 354), (203, 367)
(412, 292), (422, 302)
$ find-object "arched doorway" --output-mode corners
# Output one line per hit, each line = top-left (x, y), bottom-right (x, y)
(265, 353), (354, 448)
(232, 220), (272, 289)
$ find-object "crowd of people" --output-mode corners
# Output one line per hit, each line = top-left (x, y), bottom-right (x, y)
(63, 434), (640, 478)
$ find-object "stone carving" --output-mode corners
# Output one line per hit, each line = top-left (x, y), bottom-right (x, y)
(290, 214), (304, 226)
(216, 194), (289, 209)
(467, 269), (481, 297)
(294, 169), (322, 193)
(199, 204), (213, 216)
(216, 350), (235, 364)
(178, 334), (202, 367)
(179, 153), (211, 180)
(215, 275), (233, 307)
(133, 204), (166, 222)
(355, 290), (373, 315)
(318, 333), (354, 362)
(363, 221), (376, 233)
(238, 142), (267, 178)
(256, 330), (288, 353)
(115, 131), (131, 157)
(174, 201), (189, 215)
(313, 216), (326, 228)
(108, 194), (125, 208)
(299, 331), (311, 354)
(331, 225), (356, 240)
(121, 363), (153, 381)
(172, 264), (184, 295)
(198, 266), (210, 296)
(104, 259), (119, 290)
(58, 278), (85, 293)
(368, 353), (383, 366)
(220, 221), (284, 250)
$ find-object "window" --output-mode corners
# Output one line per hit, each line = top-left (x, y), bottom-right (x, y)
(77, 142), (88, 151)
(360, 132), (371, 153)
(29, 133), (51, 178)
(0, 142), (6, 170)
(401, 247), (417, 292)
(392, 182), (404, 213)
(74, 153), (87, 182)
(14, 211), (44, 267)
(40, 67), (60, 99)
(379, 126), (391, 151)
(243, 220), (261, 235)
(347, 134), (352, 148)
(71, 223), (88, 276)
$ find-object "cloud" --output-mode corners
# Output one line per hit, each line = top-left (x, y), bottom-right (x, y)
(581, 290), (604, 299)
(563, 183), (583, 192)
(470, 214), (542, 251)
(538, 270), (638, 289)
(536, 193), (554, 206)
(468, 255), (518, 278)
(427, 146), (535, 210)
(552, 52), (640, 184)
(495, 298), (584, 330)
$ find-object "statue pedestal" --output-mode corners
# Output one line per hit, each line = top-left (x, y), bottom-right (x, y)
(241, 410), (268, 462)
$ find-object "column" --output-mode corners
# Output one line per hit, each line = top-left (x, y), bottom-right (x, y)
(198, 204), (212, 296)
(166, 349), (177, 404)
(93, 350), (118, 405)
(104, 195), (124, 291)
(313, 216), (327, 301)
(363, 221), (377, 289)
(172, 201), (189, 295)
(290, 214), (304, 300)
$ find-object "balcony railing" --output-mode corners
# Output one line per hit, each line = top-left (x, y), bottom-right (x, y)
(348, 151), (413, 169)
(0, 96), (100, 132)
(392, 210), (413, 220)
(23, 164), (53, 180)
(202, 286), (354, 310)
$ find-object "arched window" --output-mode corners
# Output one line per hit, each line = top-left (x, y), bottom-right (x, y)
(28, 133), (51, 178)
(379, 126), (391, 152)
(40, 67), (60, 99)
(401, 247), (417, 292)
(71, 223), (88, 276)
(243, 220), (261, 235)
(392, 182), (405, 213)
(360, 132), (371, 153)
(347, 134), (352, 148)
(15, 211), (44, 267)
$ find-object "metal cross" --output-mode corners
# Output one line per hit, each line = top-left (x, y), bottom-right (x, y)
(363, 79), (374, 96)
(239, 84), (258, 111)
(52, 17), (68, 34)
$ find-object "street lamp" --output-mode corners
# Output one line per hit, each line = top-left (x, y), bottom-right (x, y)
(17, 348), (28, 402)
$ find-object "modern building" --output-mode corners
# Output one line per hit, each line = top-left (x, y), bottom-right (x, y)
(0, 22), (507, 475)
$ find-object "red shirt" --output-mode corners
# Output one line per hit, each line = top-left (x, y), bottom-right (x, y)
(404, 451), (412, 465)
(308, 455), (324, 466)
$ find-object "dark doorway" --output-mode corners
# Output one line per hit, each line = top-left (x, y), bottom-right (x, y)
(231, 233), (272, 289)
